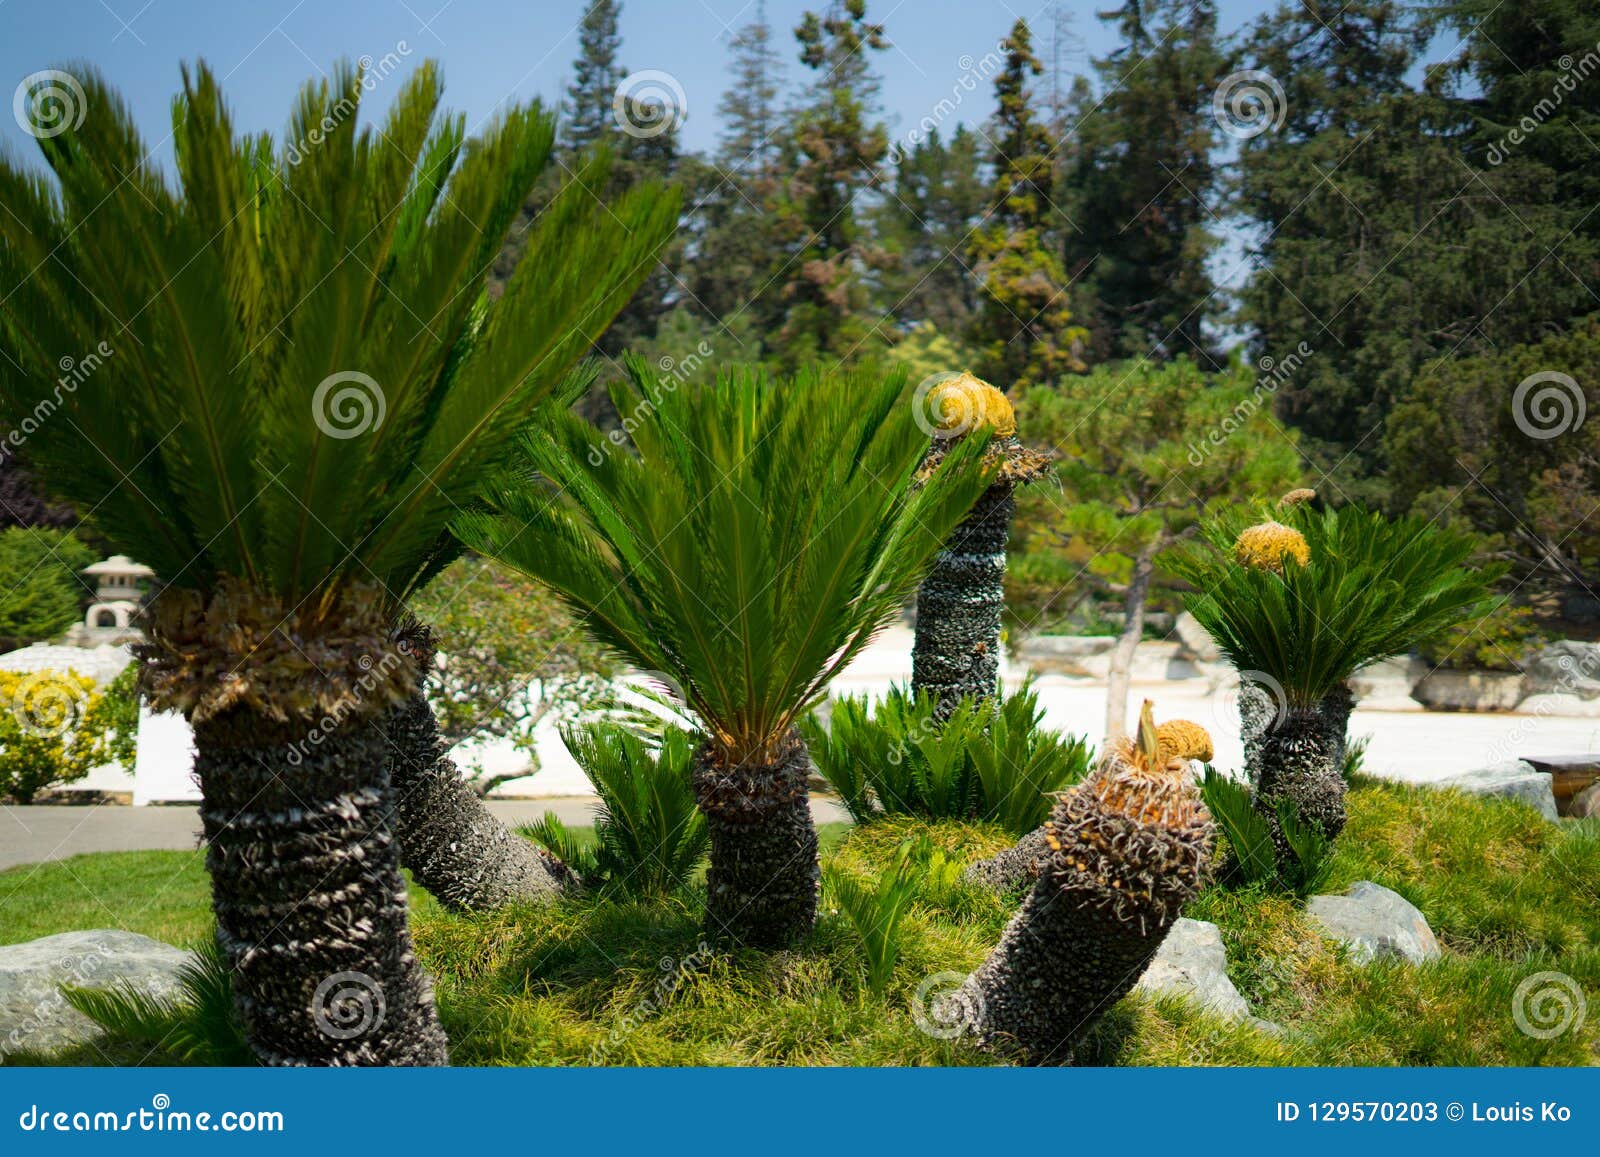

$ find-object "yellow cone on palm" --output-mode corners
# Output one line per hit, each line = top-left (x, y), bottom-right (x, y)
(931, 371), (1017, 437)
(1233, 520), (1310, 572)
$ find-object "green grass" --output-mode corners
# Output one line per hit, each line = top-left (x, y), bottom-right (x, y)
(2, 795), (1596, 1066)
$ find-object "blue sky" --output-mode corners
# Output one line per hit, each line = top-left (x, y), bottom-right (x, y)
(2, 0), (1293, 166)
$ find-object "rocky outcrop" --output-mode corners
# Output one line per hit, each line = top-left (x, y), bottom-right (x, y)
(1430, 761), (1560, 821)
(0, 930), (191, 1059)
(1135, 918), (1248, 1020)
(1305, 881), (1441, 965)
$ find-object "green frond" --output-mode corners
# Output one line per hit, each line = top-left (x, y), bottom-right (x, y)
(455, 362), (993, 762)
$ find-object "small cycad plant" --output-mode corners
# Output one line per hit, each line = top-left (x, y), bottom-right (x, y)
(1200, 769), (1334, 899)
(802, 682), (1090, 834)
(526, 722), (709, 898)
(61, 938), (252, 1066)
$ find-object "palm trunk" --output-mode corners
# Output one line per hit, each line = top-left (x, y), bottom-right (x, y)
(693, 728), (819, 948)
(383, 688), (575, 910)
(912, 481), (1014, 718)
(193, 707), (449, 1066)
(953, 775), (1213, 1064)
(1246, 684), (1353, 858)
(1103, 544), (1157, 742)
(962, 825), (1049, 892)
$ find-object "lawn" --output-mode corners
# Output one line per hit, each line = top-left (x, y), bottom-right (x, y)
(3, 788), (1596, 1067)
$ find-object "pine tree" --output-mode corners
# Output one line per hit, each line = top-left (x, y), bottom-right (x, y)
(874, 126), (985, 334)
(967, 18), (1085, 388)
(565, 0), (625, 153)
(1064, 0), (1227, 366)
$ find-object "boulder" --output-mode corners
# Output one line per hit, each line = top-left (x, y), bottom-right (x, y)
(0, 930), (192, 1059)
(1136, 917), (1250, 1021)
(1522, 641), (1600, 700)
(1430, 760), (1559, 821)
(1173, 612), (1221, 663)
(1411, 668), (1525, 712)
(1305, 881), (1441, 965)
(1348, 657), (1426, 711)
(1513, 692), (1600, 718)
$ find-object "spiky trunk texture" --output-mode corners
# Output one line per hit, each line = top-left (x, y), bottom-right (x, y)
(694, 729), (819, 948)
(962, 825), (1049, 892)
(1243, 684), (1353, 856)
(951, 774), (1213, 1064)
(193, 708), (449, 1066)
(912, 481), (1014, 718)
(383, 688), (575, 910)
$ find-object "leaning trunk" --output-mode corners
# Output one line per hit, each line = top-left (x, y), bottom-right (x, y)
(962, 825), (1049, 892)
(383, 688), (575, 910)
(693, 728), (819, 948)
(951, 724), (1214, 1064)
(1103, 545), (1156, 742)
(1245, 684), (1353, 858)
(194, 707), (449, 1066)
(912, 481), (1014, 718)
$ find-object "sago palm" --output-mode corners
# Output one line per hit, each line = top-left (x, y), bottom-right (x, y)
(0, 62), (676, 1063)
(1170, 494), (1501, 856)
(455, 359), (992, 947)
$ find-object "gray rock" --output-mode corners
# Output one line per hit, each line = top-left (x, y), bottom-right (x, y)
(1305, 881), (1441, 965)
(1571, 781), (1600, 820)
(1348, 656), (1427, 711)
(1412, 668), (1526, 712)
(1513, 692), (1600, 718)
(1430, 760), (1559, 821)
(0, 930), (192, 1059)
(1136, 917), (1250, 1021)
(1173, 612), (1221, 663)
(1523, 641), (1600, 699)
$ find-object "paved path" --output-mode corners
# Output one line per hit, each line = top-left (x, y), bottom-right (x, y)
(0, 798), (853, 872)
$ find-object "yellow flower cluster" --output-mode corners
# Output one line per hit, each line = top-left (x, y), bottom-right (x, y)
(1233, 520), (1310, 572)
(932, 371), (1017, 437)
(1155, 719), (1214, 764)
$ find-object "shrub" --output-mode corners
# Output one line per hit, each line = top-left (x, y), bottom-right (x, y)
(1200, 769), (1334, 898)
(0, 528), (95, 650)
(801, 682), (1091, 834)
(0, 668), (116, 803)
(824, 841), (923, 995)
(527, 722), (709, 897)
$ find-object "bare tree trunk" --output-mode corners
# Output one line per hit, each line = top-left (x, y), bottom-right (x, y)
(1103, 544), (1157, 743)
